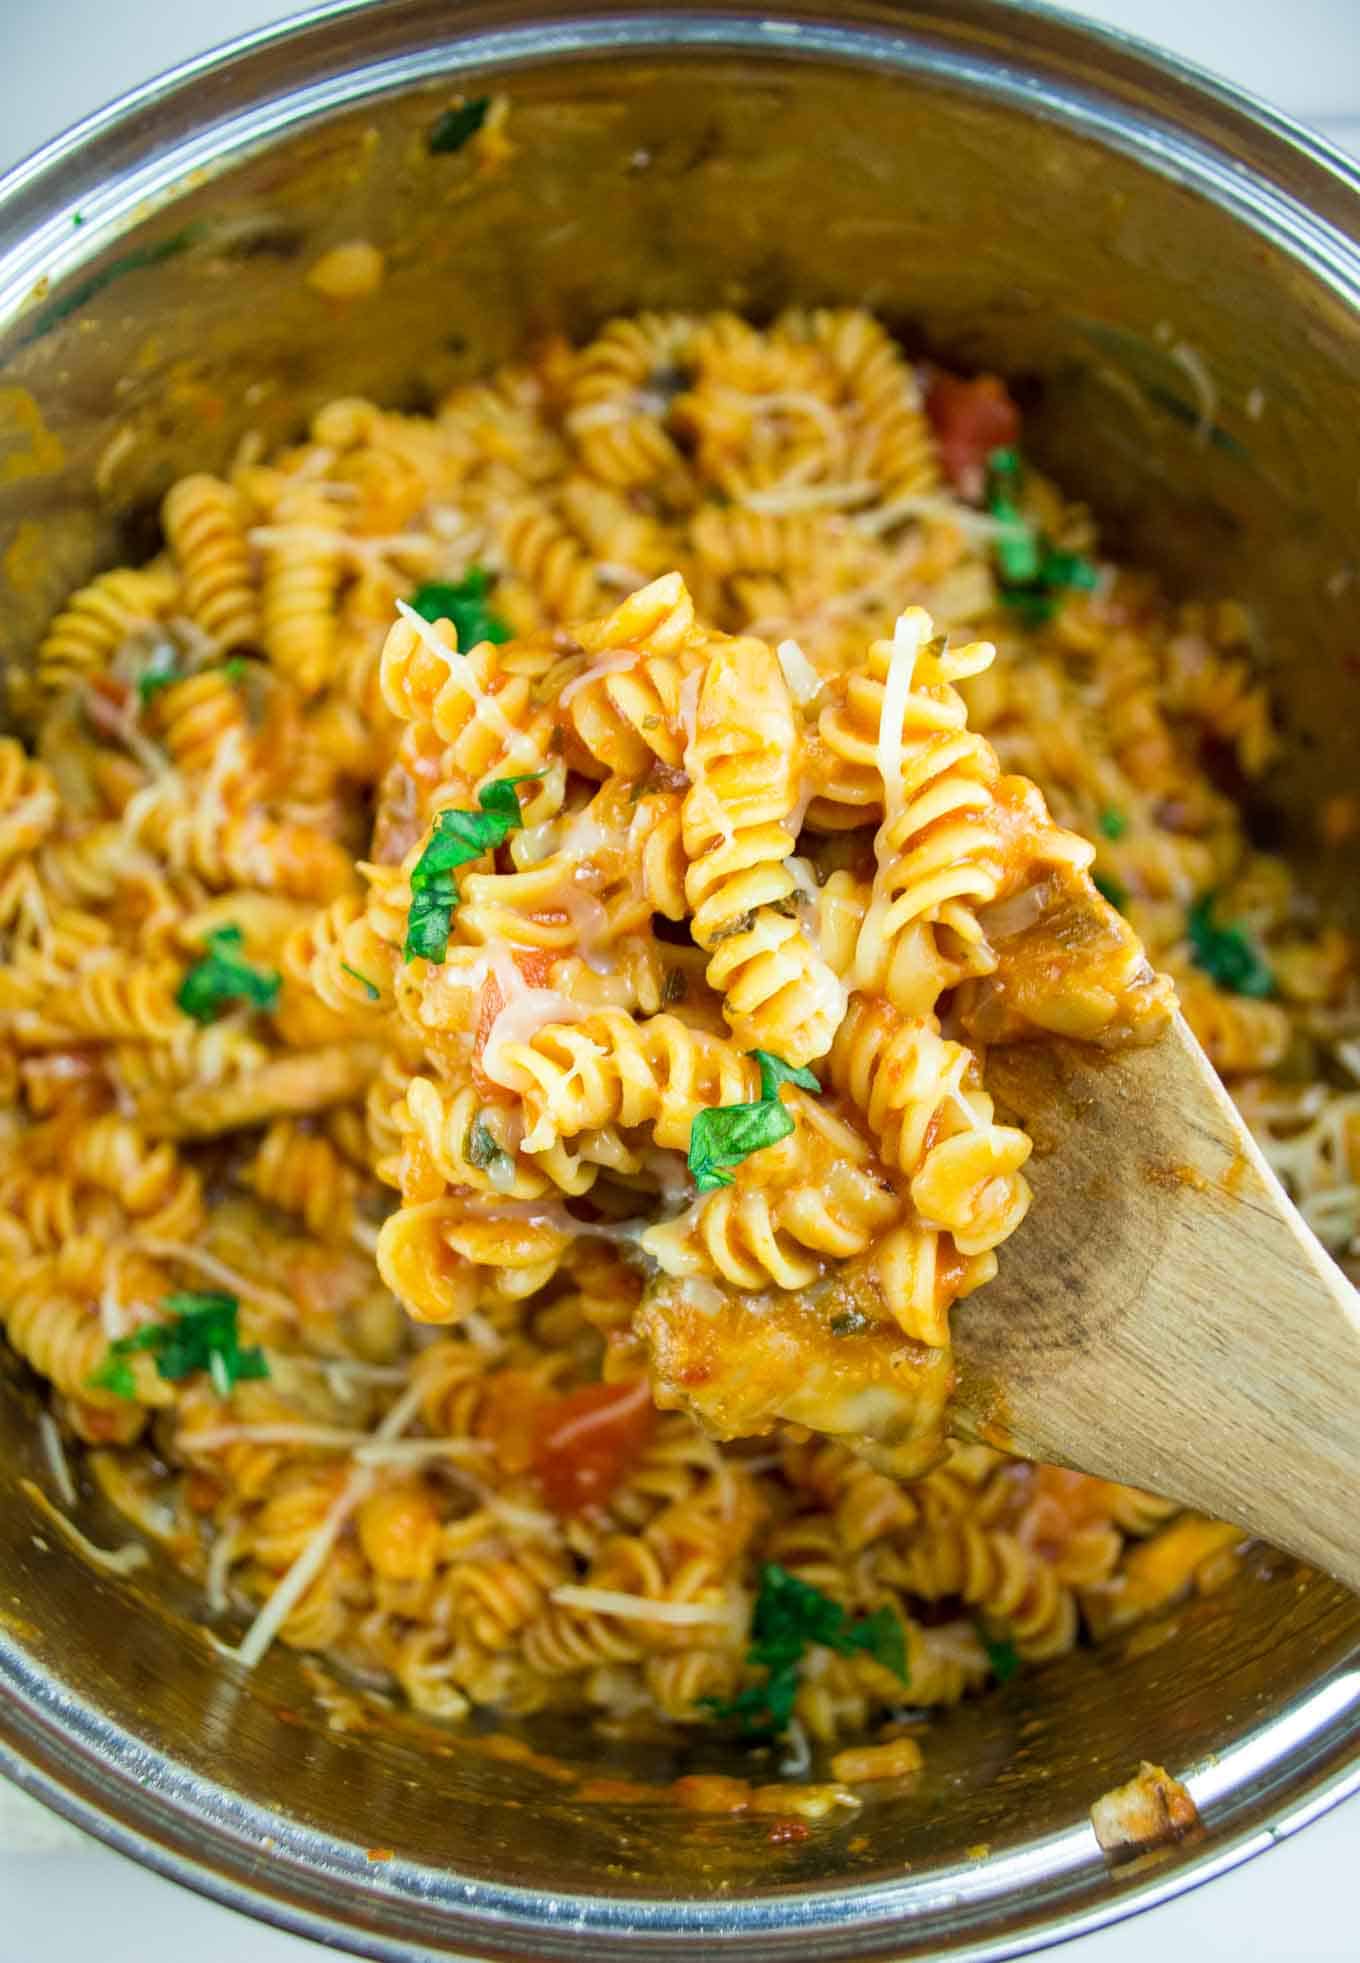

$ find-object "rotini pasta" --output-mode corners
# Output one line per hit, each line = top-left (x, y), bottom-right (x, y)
(0, 307), (1348, 1793)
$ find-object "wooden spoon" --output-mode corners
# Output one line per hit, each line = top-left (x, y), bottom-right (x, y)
(951, 1011), (1360, 1589)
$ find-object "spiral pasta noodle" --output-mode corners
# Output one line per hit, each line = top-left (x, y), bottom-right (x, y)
(0, 306), (1342, 1791)
(162, 474), (261, 651)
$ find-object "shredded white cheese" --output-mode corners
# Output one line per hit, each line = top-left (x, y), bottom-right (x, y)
(205, 1518), (240, 1614)
(780, 1716), (813, 1777)
(37, 1413), (77, 1508)
(775, 637), (823, 707)
(558, 647), (640, 708)
(20, 1479), (150, 1575)
(352, 1438), (492, 1467)
(481, 982), (586, 1094)
(738, 479), (879, 516)
(183, 1423), (377, 1452)
(548, 1584), (733, 1626)
(1168, 341), (1218, 448)
(876, 609), (928, 826)
(216, 1378), (426, 1669)
(248, 526), (437, 567)
(394, 601), (540, 768)
(855, 494), (1009, 541)
(136, 1240), (299, 1322)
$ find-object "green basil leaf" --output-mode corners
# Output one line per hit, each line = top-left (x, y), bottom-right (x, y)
(86, 1353), (138, 1400)
(1040, 545), (1099, 593)
(1097, 808), (1127, 840)
(404, 876), (458, 964)
(177, 925), (280, 1023)
(992, 503), (1044, 586)
(87, 1290), (267, 1400)
(1093, 872), (1128, 912)
(704, 1565), (905, 1736)
(1187, 894), (1274, 998)
(999, 586), (1058, 627)
(749, 1564), (848, 1670)
(980, 1628), (1021, 1684)
(749, 1049), (821, 1101)
(987, 447), (1097, 619)
(845, 1605), (909, 1682)
(407, 567), (510, 647)
(428, 98), (491, 157)
(687, 1099), (794, 1192)
(403, 779), (535, 963)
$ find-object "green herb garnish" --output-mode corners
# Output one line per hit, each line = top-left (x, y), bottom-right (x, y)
(1187, 893), (1274, 998)
(340, 962), (380, 1001)
(750, 1050), (821, 1100)
(222, 656), (249, 684)
(1093, 873), (1128, 912)
(703, 1565), (908, 1735)
(403, 776), (536, 964)
(407, 568), (510, 650)
(686, 1049), (818, 1192)
(986, 447), (1099, 624)
(466, 1113), (515, 1185)
(88, 1291), (268, 1401)
(980, 1628), (1021, 1685)
(829, 1307), (871, 1337)
(428, 98), (491, 156)
(687, 1100), (794, 1193)
(137, 643), (181, 704)
(1097, 808), (1127, 840)
(177, 925), (280, 1023)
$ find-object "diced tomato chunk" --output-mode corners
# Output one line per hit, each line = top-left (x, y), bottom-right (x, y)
(533, 1377), (656, 1515)
(925, 372), (1021, 499)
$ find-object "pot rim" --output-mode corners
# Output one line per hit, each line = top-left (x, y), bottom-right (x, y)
(1, 4), (1358, 1958)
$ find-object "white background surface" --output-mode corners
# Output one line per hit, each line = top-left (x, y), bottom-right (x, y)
(2, 2), (1358, 1958)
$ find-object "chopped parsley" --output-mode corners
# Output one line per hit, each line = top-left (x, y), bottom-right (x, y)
(88, 1291), (268, 1401)
(403, 775), (537, 963)
(407, 568), (509, 649)
(177, 925), (280, 1023)
(1097, 808), (1127, 840)
(980, 1628), (1021, 1684)
(686, 1048), (818, 1192)
(340, 962), (380, 1001)
(1093, 872), (1128, 912)
(1187, 893), (1274, 998)
(428, 97), (491, 156)
(704, 1564), (908, 1735)
(986, 447), (1099, 626)
(222, 656), (249, 684)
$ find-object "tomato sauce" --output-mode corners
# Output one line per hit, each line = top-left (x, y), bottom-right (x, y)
(925, 372), (1021, 499)
(532, 1377), (656, 1515)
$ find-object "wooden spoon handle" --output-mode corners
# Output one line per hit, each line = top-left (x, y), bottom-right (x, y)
(953, 1014), (1360, 1589)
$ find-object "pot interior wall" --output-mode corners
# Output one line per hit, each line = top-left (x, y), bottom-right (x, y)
(0, 23), (1358, 1955)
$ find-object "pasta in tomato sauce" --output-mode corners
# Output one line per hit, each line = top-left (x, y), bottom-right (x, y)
(1, 309), (1354, 1766)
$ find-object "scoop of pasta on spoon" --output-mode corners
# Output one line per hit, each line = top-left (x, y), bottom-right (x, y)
(372, 577), (1358, 1592)
(620, 602), (1360, 1590)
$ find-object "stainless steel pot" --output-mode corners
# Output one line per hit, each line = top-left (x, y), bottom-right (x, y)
(1, 4), (1357, 1957)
